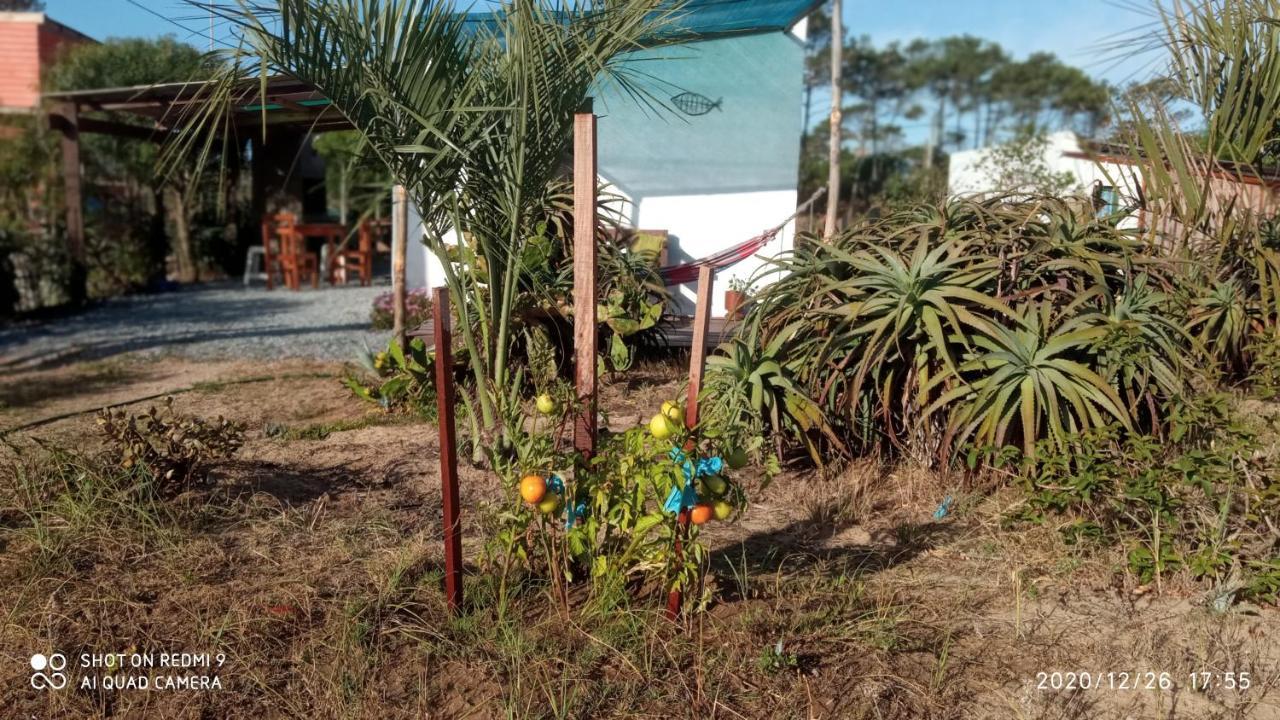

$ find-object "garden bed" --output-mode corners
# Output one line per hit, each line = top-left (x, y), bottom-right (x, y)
(1, 355), (1277, 718)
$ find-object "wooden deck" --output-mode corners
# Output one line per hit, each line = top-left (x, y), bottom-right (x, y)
(407, 315), (739, 348)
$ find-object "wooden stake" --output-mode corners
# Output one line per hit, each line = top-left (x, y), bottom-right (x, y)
(392, 184), (409, 351)
(433, 287), (463, 613)
(572, 109), (598, 458)
(666, 265), (714, 621)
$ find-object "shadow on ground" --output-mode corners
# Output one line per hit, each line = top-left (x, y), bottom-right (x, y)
(710, 517), (962, 601)
(0, 361), (146, 408)
(0, 282), (385, 372)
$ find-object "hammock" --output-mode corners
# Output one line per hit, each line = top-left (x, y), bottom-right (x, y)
(655, 188), (826, 286)
(658, 229), (778, 285)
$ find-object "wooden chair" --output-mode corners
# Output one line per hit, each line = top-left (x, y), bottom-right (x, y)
(609, 228), (669, 268)
(627, 229), (669, 268)
(259, 213), (289, 290)
(261, 211), (315, 290)
(333, 221), (375, 286)
(275, 219), (320, 290)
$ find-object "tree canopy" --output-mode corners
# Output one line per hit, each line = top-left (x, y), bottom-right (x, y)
(0, 0), (45, 11)
(800, 13), (1113, 156)
(797, 3), (1113, 220)
(45, 36), (208, 93)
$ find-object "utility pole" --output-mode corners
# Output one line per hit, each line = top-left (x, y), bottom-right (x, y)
(823, 0), (842, 238)
(924, 109), (940, 170)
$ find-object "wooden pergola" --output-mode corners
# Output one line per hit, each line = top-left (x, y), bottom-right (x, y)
(43, 77), (355, 301)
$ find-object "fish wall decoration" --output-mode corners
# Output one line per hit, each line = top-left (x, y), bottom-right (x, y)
(671, 92), (722, 116)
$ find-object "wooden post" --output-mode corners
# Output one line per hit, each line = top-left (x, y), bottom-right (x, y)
(50, 102), (86, 306)
(433, 286), (463, 613)
(666, 265), (714, 620)
(392, 184), (409, 351)
(685, 266), (714, 425)
(823, 0), (843, 239)
(572, 107), (598, 457)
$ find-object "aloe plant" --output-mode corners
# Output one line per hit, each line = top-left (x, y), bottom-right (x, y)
(1075, 274), (1190, 418)
(938, 303), (1132, 456)
(721, 197), (1191, 464)
(703, 335), (836, 462)
(1187, 277), (1257, 373)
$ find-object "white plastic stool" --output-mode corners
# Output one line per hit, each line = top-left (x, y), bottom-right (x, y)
(243, 245), (266, 286)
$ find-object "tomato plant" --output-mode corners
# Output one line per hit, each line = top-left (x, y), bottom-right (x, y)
(485, 396), (753, 611)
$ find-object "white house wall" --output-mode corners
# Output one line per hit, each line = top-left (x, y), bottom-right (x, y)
(949, 131), (1143, 230)
(407, 30), (806, 318)
(635, 191), (795, 315)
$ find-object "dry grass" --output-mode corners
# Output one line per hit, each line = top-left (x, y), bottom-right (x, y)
(0, 356), (1277, 719)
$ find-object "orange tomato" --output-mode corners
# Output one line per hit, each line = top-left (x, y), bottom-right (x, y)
(519, 474), (547, 504)
(690, 503), (713, 525)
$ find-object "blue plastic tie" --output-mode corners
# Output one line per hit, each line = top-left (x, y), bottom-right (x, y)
(663, 486), (683, 514)
(933, 495), (954, 520)
(662, 450), (721, 514)
(696, 456), (723, 478)
(663, 484), (700, 514)
(564, 502), (586, 529)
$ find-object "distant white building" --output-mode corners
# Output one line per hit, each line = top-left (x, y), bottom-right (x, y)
(407, 0), (819, 317)
(948, 130), (1144, 229)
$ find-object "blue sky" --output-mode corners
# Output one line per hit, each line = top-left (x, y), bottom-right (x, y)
(843, 0), (1161, 87)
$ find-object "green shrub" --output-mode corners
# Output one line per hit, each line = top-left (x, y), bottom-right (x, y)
(1246, 334), (1280, 399)
(1002, 396), (1279, 603)
(345, 337), (438, 417)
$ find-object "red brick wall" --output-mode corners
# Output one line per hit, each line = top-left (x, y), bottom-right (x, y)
(0, 14), (90, 111)
(0, 16), (41, 111)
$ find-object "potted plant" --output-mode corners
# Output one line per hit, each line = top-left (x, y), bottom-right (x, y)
(725, 278), (752, 320)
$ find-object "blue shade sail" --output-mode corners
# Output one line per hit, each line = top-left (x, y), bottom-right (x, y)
(460, 0), (822, 42)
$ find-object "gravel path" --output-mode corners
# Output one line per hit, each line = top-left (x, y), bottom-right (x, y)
(0, 281), (391, 368)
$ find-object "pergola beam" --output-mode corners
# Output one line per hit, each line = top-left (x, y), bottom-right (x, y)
(75, 116), (171, 143)
(47, 101), (86, 306)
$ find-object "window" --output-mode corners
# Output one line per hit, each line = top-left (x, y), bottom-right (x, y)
(1093, 184), (1120, 217)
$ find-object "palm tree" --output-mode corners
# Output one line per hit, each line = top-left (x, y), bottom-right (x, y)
(1113, 1), (1280, 364)
(170, 0), (673, 451)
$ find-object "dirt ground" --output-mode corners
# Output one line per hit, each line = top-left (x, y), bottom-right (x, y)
(1, 355), (1278, 719)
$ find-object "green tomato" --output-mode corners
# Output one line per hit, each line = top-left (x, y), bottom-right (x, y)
(661, 401), (684, 426)
(724, 448), (748, 470)
(703, 474), (728, 497)
(537, 493), (561, 515)
(649, 413), (675, 440)
(535, 393), (557, 415)
(713, 501), (733, 521)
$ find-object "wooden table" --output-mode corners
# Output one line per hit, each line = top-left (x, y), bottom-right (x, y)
(294, 222), (347, 284)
